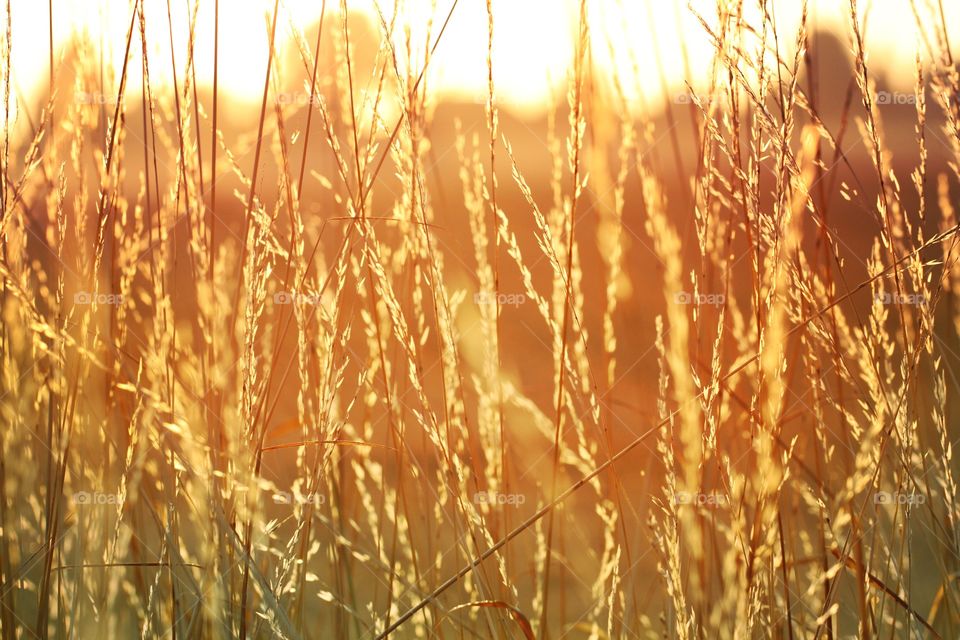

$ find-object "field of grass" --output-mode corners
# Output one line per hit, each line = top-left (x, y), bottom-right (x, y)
(1, 0), (960, 637)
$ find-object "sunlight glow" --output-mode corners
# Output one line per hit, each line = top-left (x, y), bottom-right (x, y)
(7, 0), (958, 113)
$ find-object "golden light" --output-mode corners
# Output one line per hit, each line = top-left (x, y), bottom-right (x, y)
(7, 0), (955, 116)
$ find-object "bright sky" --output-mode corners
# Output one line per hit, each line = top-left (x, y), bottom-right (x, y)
(6, 0), (958, 114)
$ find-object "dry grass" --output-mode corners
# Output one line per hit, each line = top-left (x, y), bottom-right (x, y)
(1, 0), (959, 637)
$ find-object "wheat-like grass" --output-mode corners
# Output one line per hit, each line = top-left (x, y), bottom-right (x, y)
(2, 1), (960, 638)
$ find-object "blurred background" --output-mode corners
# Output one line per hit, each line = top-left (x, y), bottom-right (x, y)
(4, 0), (960, 636)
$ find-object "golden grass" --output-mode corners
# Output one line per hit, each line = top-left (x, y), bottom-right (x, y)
(0, 0), (959, 637)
